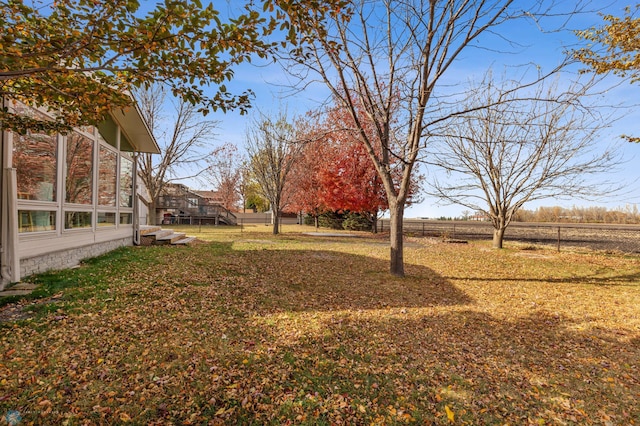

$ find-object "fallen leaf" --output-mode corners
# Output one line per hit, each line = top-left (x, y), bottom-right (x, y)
(445, 405), (455, 423)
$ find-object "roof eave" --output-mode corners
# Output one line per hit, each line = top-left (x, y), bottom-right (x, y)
(110, 103), (160, 154)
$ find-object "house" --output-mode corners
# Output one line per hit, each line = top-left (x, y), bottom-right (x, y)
(155, 184), (236, 225)
(193, 189), (224, 206)
(0, 98), (160, 288)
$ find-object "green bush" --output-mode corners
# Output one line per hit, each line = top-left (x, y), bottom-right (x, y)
(303, 214), (316, 226)
(318, 211), (343, 229)
(342, 212), (373, 231)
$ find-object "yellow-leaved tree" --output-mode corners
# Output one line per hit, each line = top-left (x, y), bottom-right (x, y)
(0, 0), (348, 134)
(574, 5), (639, 142)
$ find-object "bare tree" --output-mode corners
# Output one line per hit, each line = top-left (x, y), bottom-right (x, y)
(427, 73), (622, 248)
(206, 143), (244, 212)
(241, 166), (270, 213)
(135, 84), (218, 224)
(238, 163), (252, 213)
(279, 0), (579, 276)
(246, 111), (303, 234)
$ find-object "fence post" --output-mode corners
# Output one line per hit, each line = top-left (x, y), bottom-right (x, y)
(557, 226), (561, 252)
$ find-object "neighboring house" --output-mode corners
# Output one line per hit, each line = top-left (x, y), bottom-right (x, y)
(193, 189), (224, 207)
(0, 98), (160, 288)
(155, 184), (237, 225)
(470, 211), (490, 221)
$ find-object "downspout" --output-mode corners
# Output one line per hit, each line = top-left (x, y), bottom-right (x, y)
(0, 97), (20, 286)
(0, 97), (5, 288)
(133, 152), (140, 245)
(4, 169), (19, 283)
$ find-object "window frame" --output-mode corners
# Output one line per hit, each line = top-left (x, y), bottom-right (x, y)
(64, 130), (95, 206)
(10, 101), (140, 239)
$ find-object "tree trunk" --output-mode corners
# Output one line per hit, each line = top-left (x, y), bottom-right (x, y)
(389, 202), (405, 277)
(272, 209), (280, 235)
(492, 227), (505, 249)
(148, 200), (157, 225)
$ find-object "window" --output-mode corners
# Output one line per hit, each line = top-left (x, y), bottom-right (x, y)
(97, 212), (116, 226)
(98, 146), (117, 206)
(65, 211), (92, 229)
(65, 132), (94, 204)
(13, 130), (57, 202)
(18, 210), (56, 233)
(119, 156), (133, 207)
(78, 125), (95, 136)
(120, 213), (133, 225)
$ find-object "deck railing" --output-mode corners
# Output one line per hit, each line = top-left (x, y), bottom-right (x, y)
(156, 195), (237, 225)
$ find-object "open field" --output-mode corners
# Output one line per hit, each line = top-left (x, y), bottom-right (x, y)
(383, 220), (640, 254)
(1, 225), (639, 424)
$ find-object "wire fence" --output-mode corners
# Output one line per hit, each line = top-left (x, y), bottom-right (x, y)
(377, 219), (640, 253)
(164, 214), (640, 254)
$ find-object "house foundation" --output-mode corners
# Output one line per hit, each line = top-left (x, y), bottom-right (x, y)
(19, 237), (131, 278)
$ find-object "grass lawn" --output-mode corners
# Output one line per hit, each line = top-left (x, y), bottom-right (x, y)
(1, 224), (639, 424)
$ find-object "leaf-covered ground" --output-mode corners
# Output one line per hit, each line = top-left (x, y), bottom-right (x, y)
(1, 225), (639, 425)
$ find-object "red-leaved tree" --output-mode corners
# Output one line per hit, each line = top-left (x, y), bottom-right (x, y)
(289, 98), (421, 231)
(316, 105), (388, 231)
(286, 124), (329, 228)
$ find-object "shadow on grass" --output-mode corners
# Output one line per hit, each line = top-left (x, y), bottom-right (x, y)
(4, 239), (472, 315)
(203, 244), (474, 313)
(2, 240), (639, 424)
(0, 245), (173, 310)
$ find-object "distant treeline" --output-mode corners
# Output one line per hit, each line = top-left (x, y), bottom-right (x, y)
(511, 205), (640, 224)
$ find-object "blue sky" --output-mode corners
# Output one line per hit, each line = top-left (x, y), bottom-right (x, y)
(188, 1), (640, 219)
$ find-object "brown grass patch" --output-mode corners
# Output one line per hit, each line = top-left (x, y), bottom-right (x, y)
(1, 226), (638, 424)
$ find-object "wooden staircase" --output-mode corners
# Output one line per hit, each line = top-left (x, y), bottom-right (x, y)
(139, 225), (196, 246)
